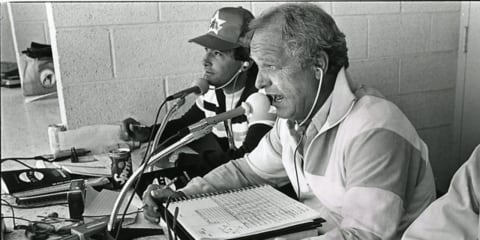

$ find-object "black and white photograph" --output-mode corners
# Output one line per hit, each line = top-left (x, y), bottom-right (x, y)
(1, 1), (478, 240)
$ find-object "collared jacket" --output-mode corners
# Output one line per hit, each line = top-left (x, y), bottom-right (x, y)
(402, 144), (480, 240)
(180, 68), (436, 239)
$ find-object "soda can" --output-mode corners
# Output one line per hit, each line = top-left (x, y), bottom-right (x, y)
(109, 146), (133, 188)
(48, 124), (66, 154)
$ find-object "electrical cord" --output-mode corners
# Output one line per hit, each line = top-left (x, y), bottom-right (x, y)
(172, 206), (179, 240)
(224, 70), (240, 150)
(2, 199), (16, 229)
(114, 99), (168, 239)
(0, 158), (36, 169)
(1, 214), (78, 239)
(163, 195), (174, 240)
(293, 132), (306, 200)
(1, 200), (68, 209)
(212, 67), (241, 91)
(296, 68), (323, 129)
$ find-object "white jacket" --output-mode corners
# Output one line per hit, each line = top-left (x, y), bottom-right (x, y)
(402, 144), (480, 240)
(181, 68), (436, 240)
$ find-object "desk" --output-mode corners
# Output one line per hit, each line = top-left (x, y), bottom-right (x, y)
(1, 196), (166, 240)
(1, 146), (167, 240)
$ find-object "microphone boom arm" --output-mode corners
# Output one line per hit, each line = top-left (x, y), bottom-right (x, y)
(151, 98), (185, 155)
(107, 125), (213, 231)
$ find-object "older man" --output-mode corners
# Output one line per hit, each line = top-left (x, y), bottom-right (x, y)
(144, 3), (436, 239)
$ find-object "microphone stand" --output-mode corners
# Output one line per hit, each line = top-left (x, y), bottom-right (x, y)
(150, 98), (185, 156)
(107, 124), (213, 232)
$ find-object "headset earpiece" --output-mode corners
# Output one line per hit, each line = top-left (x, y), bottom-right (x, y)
(314, 67), (323, 81)
(239, 61), (252, 73)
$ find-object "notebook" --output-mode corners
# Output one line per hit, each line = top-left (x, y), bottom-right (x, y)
(162, 185), (324, 240)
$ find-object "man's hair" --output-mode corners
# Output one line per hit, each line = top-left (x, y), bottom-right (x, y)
(234, 9), (255, 62)
(233, 47), (250, 62)
(249, 3), (349, 75)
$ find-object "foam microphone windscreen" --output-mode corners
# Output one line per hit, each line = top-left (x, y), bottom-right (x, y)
(245, 92), (276, 124)
(194, 77), (210, 95)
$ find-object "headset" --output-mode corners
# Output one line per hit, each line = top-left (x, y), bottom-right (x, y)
(295, 66), (323, 130)
(213, 61), (253, 90)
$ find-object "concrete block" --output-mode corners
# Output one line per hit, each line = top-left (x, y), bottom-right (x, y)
(161, 2), (250, 22)
(252, 2), (332, 16)
(251, 2), (288, 16)
(401, 1), (460, 13)
(369, 14), (429, 57)
(418, 125), (455, 193)
(332, 2), (400, 15)
(312, 2), (333, 15)
(52, 2), (159, 27)
(399, 51), (457, 94)
(1, 4), (16, 62)
(113, 23), (204, 79)
(14, 22), (48, 51)
(165, 73), (203, 118)
(428, 12), (460, 52)
(63, 78), (166, 128)
(56, 28), (112, 84)
(10, 2), (47, 21)
(335, 16), (367, 60)
(349, 58), (399, 96)
(390, 89), (454, 129)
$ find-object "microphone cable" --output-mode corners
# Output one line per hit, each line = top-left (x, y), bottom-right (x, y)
(225, 70), (241, 150)
(293, 131), (306, 201)
(114, 98), (169, 239)
(295, 68), (323, 130)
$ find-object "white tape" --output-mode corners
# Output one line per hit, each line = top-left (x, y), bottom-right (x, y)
(39, 68), (56, 88)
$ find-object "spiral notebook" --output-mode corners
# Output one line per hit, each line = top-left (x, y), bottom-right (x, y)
(162, 185), (324, 240)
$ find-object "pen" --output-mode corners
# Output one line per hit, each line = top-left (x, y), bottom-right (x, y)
(163, 177), (178, 190)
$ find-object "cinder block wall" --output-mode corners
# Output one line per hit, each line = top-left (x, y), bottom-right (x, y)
(50, 2), (460, 191)
(6, 3), (50, 77)
(1, 4), (16, 62)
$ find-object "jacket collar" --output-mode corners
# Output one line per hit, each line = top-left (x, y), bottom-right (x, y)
(310, 67), (358, 133)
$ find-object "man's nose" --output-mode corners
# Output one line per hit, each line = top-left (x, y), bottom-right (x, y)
(255, 73), (271, 89)
(202, 53), (211, 67)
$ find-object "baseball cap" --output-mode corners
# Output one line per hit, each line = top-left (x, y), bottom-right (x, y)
(189, 7), (254, 51)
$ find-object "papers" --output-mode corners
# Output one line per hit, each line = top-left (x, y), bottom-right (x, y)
(164, 185), (323, 239)
(58, 124), (126, 154)
(83, 186), (141, 225)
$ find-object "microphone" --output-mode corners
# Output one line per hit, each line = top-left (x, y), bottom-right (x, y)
(107, 92), (272, 232)
(166, 77), (209, 101)
(186, 92), (272, 133)
(244, 92), (276, 124)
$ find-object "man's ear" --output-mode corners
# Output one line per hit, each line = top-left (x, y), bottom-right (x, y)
(314, 51), (329, 73)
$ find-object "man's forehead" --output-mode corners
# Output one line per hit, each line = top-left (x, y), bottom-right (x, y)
(251, 28), (283, 53)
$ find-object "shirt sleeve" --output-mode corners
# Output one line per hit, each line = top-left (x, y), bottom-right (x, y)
(228, 123), (273, 159)
(402, 145), (480, 240)
(180, 121), (289, 196)
(151, 103), (206, 142)
(319, 129), (431, 240)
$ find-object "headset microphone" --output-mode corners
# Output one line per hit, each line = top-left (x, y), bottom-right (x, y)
(239, 61), (251, 73)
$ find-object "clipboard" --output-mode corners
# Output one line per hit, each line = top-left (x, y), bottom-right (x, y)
(159, 185), (325, 240)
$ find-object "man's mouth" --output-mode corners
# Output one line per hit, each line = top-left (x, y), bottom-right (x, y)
(267, 94), (284, 104)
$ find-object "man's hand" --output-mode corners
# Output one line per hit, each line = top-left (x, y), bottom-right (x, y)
(142, 184), (185, 223)
(120, 117), (152, 143)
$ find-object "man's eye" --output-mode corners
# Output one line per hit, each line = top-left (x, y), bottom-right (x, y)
(213, 51), (222, 56)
